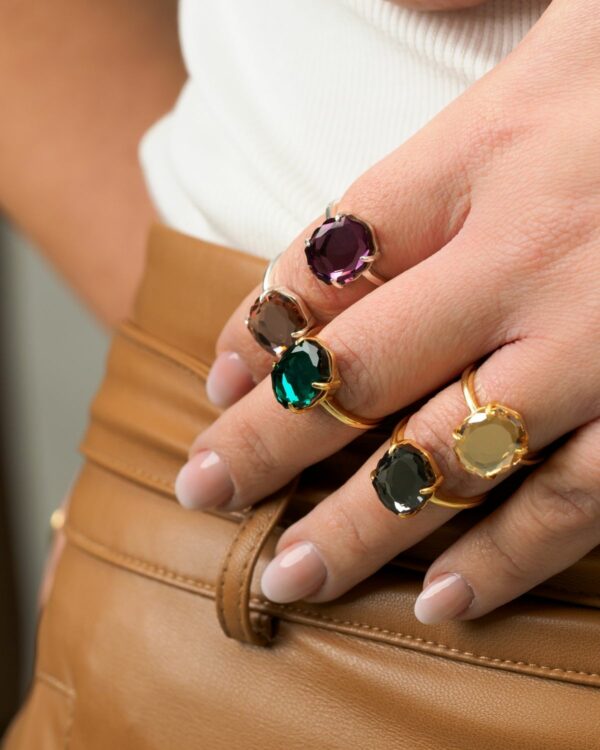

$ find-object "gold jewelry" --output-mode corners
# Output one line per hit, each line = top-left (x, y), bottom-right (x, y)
(371, 416), (486, 517)
(453, 364), (543, 480)
(271, 335), (381, 429)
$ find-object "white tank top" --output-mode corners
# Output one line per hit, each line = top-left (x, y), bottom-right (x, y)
(139, 0), (548, 261)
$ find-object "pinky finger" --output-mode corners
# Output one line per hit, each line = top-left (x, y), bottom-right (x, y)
(415, 419), (600, 624)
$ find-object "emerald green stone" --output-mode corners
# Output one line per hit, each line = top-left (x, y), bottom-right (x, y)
(271, 339), (331, 410)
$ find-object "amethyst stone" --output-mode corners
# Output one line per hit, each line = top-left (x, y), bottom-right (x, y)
(305, 214), (376, 285)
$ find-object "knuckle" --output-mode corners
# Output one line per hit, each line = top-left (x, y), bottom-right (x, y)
(407, 395), (474, 494)
(325, 502), (374, 562)
(332, 332), (380, 416)
(525, 475), (600, 542)
(475, 522), (530, 584)
(228, 413), (280, 486)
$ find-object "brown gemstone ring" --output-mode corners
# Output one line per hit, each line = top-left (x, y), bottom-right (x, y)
(371, 416), (486, 517)
(246, 252), (317, 357)
(304, 200), (386, 288)
(453, 364), (543, 480)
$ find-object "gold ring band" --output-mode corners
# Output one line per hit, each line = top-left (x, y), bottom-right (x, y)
(371, 417), (486, 517)
(271, 335), (381, 430)
(453, 363), (543, 479)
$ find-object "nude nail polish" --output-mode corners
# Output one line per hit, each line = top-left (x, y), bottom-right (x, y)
(260, 542), (327, 604)
(414, 573), (474, 624)
(206, 351), (254, 408)
(174, 450), (234, 510)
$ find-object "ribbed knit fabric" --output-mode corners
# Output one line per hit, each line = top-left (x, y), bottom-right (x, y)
(139, 0), (549, 261)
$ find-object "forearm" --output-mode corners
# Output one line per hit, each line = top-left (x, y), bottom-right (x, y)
(0, 0), (185, 327)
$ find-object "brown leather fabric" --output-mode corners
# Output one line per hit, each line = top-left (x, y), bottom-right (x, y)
(5, 225), (600, 749)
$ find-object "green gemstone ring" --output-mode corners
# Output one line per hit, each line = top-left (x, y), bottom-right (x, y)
(453, 364), (543, 480)
(270, 335), (381, 429)
(371, 416), (487, 517)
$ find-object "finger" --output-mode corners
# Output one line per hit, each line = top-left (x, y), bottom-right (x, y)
(413, 418), (600, 623)
(38, 492), (70, 609)
(257, 336), (598, 603)
(175, 231), (507, 513)
(209, 122), (471, 405)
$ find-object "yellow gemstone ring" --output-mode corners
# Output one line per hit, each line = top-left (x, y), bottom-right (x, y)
(453, 364), (543, 480)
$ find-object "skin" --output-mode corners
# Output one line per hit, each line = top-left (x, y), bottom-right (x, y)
(0, 0), (185, 604)
(0, 0), (186, 327)
(176, 0), (600, 622)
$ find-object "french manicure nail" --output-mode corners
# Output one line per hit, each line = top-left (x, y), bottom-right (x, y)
(206, 351), (254, 408)
(414, 573), (474, 624)
(174, 450), (234, 510)
(261, 541), (327, 603)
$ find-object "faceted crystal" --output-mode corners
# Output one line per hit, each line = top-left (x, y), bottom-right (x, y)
(372, 444), (437, 516)
(271, 339), (331, 410)
(454, 406), (527, 479)
(247, 289), (307, 355)
(305, 214), (376, 285)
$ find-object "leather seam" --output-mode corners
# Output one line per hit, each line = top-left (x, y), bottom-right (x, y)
(35, 671), (76, 750)
(64, 521), (600, 681)
(253, 600), (600, 679)
(36, 671), (75, 699)
(83, 449), (175, 493)
(117, 321), (211, 381)
(65, 525), (215, 597)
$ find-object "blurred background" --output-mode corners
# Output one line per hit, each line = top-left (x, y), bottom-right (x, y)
(0, 219), (108, 730)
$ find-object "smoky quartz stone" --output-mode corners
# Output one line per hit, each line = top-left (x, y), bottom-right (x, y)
(247, 289), (307, 355)
(372, 443), (437, 516)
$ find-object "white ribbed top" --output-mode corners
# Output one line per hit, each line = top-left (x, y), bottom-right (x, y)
(140, 0), (549, 260)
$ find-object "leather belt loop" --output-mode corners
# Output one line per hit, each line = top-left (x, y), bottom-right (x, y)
(215, 479), (297, 646)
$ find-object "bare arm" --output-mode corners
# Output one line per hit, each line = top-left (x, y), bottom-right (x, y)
(0, 0), (186, 326)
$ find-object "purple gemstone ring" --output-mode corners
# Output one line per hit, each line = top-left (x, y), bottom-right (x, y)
(304, 201), (386, 288)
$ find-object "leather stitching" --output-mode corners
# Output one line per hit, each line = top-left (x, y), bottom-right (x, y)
(64, 522), (600, 682)
(35, 671), (76, 749)
(36, 671), (75, 699)
(66, 525), (215, 596)
(84, 449), (175, 492)
(117, 321), (211, 381)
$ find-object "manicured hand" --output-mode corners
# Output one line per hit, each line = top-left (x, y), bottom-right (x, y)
(175, 0), (600, 624)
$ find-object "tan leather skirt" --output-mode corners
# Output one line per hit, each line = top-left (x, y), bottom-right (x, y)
(5, 225), (600, 749)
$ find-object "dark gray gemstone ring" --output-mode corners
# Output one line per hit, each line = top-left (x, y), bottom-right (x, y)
(370, 417), (487, 518)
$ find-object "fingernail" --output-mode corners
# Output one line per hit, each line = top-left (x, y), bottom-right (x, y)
(174, 450), (234, 510)
(260, 541), (327, 603)
(206, 351), (254, 408)
(414, 573), (474, 624)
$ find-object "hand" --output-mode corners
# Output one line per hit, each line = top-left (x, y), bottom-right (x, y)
(175, 0), (600, 624)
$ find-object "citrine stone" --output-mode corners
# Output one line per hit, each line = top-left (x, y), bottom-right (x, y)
(271, 338), (331, 410)
(372, 444), (437, 516)
(247, 289), (307, 355)
(454, 405), (527, 479)
(305, 214), (376, 285)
